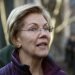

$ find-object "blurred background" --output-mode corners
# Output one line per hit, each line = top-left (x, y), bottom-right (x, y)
(0, 0), (75, 75)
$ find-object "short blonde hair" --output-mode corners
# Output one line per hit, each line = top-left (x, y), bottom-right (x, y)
(7, 3), (51, 45)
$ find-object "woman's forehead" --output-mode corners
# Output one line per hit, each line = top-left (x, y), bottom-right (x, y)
(22, 13), (48, 26)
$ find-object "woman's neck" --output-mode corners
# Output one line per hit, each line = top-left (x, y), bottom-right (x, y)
(19, 49), (43, 75)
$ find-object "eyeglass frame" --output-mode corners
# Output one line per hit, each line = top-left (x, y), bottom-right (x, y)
(19, 26), (55, 33)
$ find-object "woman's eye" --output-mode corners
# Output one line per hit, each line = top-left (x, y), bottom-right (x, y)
(44, 27), (50, 31)
(44, 27), (54, 32)
(28, 28), (37, 31)
(49, 27), (54, 32)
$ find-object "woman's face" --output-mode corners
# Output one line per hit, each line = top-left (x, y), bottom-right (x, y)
(16, 13), (53, 57)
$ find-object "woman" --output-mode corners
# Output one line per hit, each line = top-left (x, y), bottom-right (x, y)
(0, 3), (66, 75)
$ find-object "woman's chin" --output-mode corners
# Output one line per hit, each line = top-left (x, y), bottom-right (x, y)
(35, 51), (49, 58)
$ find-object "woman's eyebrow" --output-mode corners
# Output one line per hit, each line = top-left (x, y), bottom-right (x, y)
(45, 23), (48, 25)
(27, 22), (48, 28)
(43, 23), (49, 27)
(27, 23), (38, 26)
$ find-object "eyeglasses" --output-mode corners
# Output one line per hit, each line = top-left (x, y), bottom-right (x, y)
(20, 27), (54, 33)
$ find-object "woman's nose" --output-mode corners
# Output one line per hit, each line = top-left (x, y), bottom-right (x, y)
(38, 29), (50, 39)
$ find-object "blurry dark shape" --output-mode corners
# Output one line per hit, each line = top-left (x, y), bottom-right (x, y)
(65, 34), (75, 74)
(0, 45), (14, 67)
(65, 36), (74, 68)
(71, 22), (75, 36)
(4, 0), (14, 18)
(25, 0), (34, 4)
(0, 17), (6, 49)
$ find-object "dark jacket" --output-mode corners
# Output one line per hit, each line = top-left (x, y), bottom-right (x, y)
(0, 45), (14, 67)
(0, 49), (66, 75)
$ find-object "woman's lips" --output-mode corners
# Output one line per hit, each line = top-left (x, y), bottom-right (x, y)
(36, 42), (48, 49)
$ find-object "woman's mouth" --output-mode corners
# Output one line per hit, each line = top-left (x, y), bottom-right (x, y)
(36, 42), (48, 49)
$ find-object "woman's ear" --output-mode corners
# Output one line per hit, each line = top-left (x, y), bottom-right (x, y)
(11, 35), (22, 48)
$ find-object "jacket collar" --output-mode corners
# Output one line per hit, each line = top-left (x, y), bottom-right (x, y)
(42, 56), (61, 75)
(11, 49), (61, 75)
